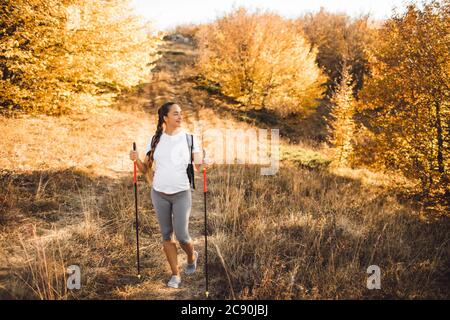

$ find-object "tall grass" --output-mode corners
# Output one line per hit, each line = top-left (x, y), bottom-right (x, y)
(14, 226), (68, 300)
(206, 163), (449, 299)
(0, 169), (163, 299)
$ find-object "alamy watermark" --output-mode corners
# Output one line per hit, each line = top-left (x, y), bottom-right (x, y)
(366, 265), (381, 290)
(168, 123), (280, 175)
(67, 265), (81, 290)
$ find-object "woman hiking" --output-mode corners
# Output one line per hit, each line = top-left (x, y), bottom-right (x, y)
(129, 101), (204, 289)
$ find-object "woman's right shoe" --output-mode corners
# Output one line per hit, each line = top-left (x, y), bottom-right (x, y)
(184, 251), (199, 275)
(167, 275), (181, 288)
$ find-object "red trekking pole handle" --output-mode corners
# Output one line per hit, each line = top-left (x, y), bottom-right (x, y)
(203, 167), (207, 192)
(133, 142), (141, 278)
(133, 143), (137, 184)
(203, 148), (207, 192)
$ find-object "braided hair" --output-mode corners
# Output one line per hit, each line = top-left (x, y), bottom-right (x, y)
(146, 102), (176, 173)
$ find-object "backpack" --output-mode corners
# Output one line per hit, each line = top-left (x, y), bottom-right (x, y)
(185, 133), (195, 190)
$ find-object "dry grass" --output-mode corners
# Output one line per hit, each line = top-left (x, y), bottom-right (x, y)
(15, 226), (68, 300)
(204, 163), (449, 299)
(0, 106), (153, 176)
(0, 37), (448, 300)
(0, 106), (165, 299)
(0, 167), (165, 299)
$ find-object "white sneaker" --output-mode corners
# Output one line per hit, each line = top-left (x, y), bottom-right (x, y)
(167, 275), (181, 288)
(185, 251), (199, 275)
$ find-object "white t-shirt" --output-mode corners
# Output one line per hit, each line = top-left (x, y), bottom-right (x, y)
(145, 129), (201, 194)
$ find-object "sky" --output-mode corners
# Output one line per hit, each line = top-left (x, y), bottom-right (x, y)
(130, 0), (412, 31)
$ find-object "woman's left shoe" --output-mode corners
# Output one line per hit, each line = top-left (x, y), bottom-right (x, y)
(167, 275), (181, 288)
(184, 251), (199, 275)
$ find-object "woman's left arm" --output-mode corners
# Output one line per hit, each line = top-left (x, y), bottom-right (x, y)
(193, 151), (203, 172)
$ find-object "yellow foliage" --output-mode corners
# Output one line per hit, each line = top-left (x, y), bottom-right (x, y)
(358, 0), (449, 195)
(194, 7), (326, 116)
(0, 0), (162, 115)
(328, 64), (357, 166)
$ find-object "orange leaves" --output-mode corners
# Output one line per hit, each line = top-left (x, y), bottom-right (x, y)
(194, 7), (325, 116)
(0, 0), (162, 115)
(356, 0), (449, 195)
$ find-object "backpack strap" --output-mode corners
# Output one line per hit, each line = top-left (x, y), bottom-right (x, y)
(185, 133), (195, 189)
(185, 133), (193, 163)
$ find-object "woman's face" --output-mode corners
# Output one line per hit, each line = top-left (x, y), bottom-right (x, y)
(164, 104), (183, 128)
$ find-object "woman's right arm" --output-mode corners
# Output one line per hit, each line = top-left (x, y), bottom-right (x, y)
(130, 151), (150, 175)
(136, 155), (149, 174)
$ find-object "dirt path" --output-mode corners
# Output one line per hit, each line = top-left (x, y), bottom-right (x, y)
(115, 36), (265, 300)
(110, 38), (223, 300)
(0, 36), (254, 300)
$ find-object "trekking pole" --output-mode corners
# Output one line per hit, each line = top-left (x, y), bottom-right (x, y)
(203, 149), (209, 298)
(133, 142), (141, 279)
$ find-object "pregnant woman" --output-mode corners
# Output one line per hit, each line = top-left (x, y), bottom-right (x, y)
(129, 101), (204, 289)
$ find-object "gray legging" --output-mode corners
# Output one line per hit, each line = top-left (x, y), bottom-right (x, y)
(150, 187), (192, 244)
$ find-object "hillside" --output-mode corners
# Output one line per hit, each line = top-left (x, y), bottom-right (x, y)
(0, 36), (448, 300)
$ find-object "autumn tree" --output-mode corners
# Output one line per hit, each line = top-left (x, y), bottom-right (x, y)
(0, 0), (161, 115)
(195, 7), (326, 116)
(358, 0), (449, 195)
(328, 63), (357, 165)
(296, 7), (377, 98)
